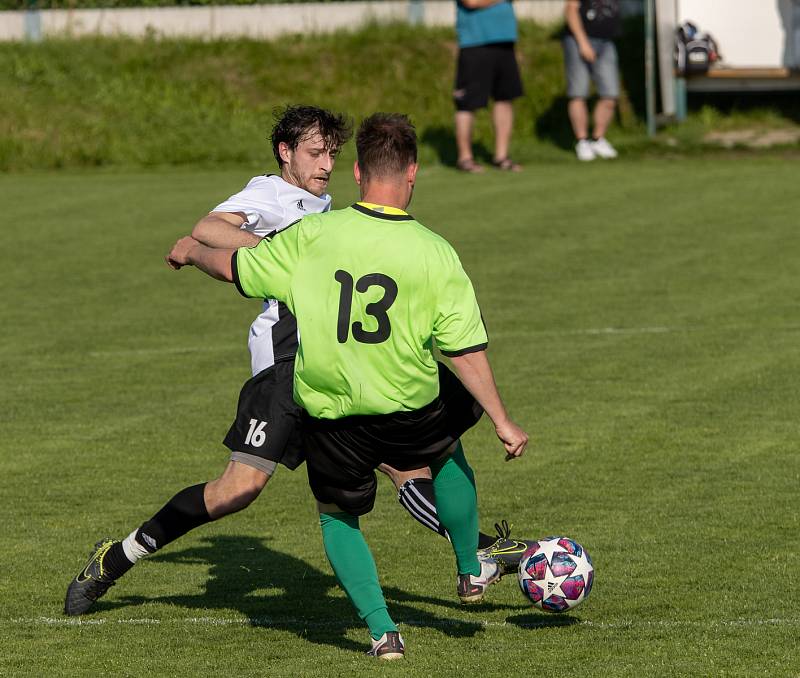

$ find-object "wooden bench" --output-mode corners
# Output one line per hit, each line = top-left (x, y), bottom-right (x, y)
(686, 67), (800, 92)
(674, 67), (800, 119)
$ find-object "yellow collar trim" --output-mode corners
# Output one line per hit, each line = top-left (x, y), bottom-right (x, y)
(356, 201), (408, 216)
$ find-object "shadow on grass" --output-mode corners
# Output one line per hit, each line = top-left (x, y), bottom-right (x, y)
(688, 91), (800, 126)
(96, 534), (525, 654)
(505, 611), (582, 630)
(534, 96), (576, 151)
(420, 125), (493, 168)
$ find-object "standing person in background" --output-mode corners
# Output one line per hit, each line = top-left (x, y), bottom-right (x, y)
(453, 0), (524, 173)
(563, 0), (622, 161)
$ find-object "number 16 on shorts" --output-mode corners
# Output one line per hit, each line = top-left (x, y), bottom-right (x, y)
(244, 419), (268, 447)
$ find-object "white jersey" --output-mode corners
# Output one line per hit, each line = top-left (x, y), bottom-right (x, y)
(214, 174), (331, 376)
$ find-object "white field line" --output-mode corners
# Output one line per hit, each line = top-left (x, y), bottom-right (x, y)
(495, 324), (800, 339)
(571, 327), (673, 335)
(5, 616), (799, 630)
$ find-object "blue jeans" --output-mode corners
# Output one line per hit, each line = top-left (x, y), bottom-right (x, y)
(562, 34), (620, 99)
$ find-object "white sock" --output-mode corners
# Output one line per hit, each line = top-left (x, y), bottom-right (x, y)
(121, 529), (150, 563)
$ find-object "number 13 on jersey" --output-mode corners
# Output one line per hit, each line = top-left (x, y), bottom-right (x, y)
(335, 270), (398, 344)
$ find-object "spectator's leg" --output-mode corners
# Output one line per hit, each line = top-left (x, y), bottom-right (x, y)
(492, 100), (514, 162)
(568, 98), (590, 140)
(455, 111), (477, 165)
(592, 98), (616, 140)
(591, 39), (619, 142)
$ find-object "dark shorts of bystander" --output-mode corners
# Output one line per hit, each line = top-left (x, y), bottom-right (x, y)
(304, 363), (484, 516)
(453, 42), (524, 112)
(223, 358), (306, 472)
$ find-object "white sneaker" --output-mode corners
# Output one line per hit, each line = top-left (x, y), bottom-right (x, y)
(575, 139), (596, 161)
(366, 631), (404, 660)
(591, 137), (618, 159)
(457, 556), (501, 604)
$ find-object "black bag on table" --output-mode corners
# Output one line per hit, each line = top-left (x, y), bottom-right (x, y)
(675, 21), (720, 76)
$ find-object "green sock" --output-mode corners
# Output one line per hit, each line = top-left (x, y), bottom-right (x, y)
(430, 442), (481, 576)
(319, 512), (397, 640)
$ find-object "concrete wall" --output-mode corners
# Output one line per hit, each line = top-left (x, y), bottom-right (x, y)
(678, 0), (800, 68)
(0, 0), (569, 42)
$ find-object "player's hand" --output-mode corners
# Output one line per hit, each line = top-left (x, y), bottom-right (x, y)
(579, 42), (597, 63)
(166, 235), (199, 270)
(495, 418), (528, 461)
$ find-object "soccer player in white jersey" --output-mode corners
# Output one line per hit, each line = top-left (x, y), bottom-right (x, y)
(65, 105), (532, 617)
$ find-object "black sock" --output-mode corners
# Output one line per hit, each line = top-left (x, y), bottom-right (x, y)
(135, 483), (210, 553)
(398, 478), (496, 547)
(104, 541), (136, 579)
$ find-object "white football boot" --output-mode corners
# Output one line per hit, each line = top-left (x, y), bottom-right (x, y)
(366, 631), (405, 660)
(457, 555), (501, 604)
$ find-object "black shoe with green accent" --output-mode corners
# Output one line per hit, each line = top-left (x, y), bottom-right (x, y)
(64, 539), (119, 616)
(477, 520), (536, 577)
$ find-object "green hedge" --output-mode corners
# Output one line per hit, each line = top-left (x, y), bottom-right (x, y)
(1, 20), (655, 170)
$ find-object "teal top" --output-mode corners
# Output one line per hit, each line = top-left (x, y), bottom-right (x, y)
(456, 1), (517, 48)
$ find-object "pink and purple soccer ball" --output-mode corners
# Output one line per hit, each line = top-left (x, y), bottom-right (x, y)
(518, 536), (594, 612)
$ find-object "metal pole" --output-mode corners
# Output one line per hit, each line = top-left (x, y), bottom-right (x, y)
(644, 0), (657, 137)
(24, 0), (42, 42)
(408, 0), (424, 26)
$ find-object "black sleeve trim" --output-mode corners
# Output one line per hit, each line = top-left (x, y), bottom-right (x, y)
(231, 251), (251, 298)
(440, 342), (488, 357)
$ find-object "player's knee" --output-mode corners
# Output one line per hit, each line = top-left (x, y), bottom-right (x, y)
(378, 463), (432, 490)
(207, 464), (269, 515)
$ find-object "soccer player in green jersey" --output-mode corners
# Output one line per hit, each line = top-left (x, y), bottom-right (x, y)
(167, 113), (528, 659)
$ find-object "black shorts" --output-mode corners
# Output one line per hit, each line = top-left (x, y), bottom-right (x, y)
(304, 363), (483, 516)
(454, 42), (524, 112)
(223, 358), (305, 472)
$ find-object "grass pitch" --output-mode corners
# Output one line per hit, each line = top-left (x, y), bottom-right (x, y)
(1, 157), (798, 677)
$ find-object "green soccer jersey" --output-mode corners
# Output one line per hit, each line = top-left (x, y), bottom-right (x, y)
(233, 203), (487, 419)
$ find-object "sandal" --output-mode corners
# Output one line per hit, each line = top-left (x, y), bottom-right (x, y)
(456, 158), (485, 174)
(491, 158), (522, 172)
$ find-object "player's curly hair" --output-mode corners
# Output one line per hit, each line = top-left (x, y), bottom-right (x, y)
(356, 113), (417, 182)
(270, 105), (353, 168)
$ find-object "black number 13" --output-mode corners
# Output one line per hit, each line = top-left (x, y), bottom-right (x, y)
(335, 270), (398, 344)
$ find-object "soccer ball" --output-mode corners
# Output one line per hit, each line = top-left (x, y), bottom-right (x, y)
(518, 536), (594, 612)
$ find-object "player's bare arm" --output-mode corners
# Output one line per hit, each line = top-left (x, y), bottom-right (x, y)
(448, 350), (528, 459)
(166, 236), (235, 282)
(191, 211), (262, 249)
